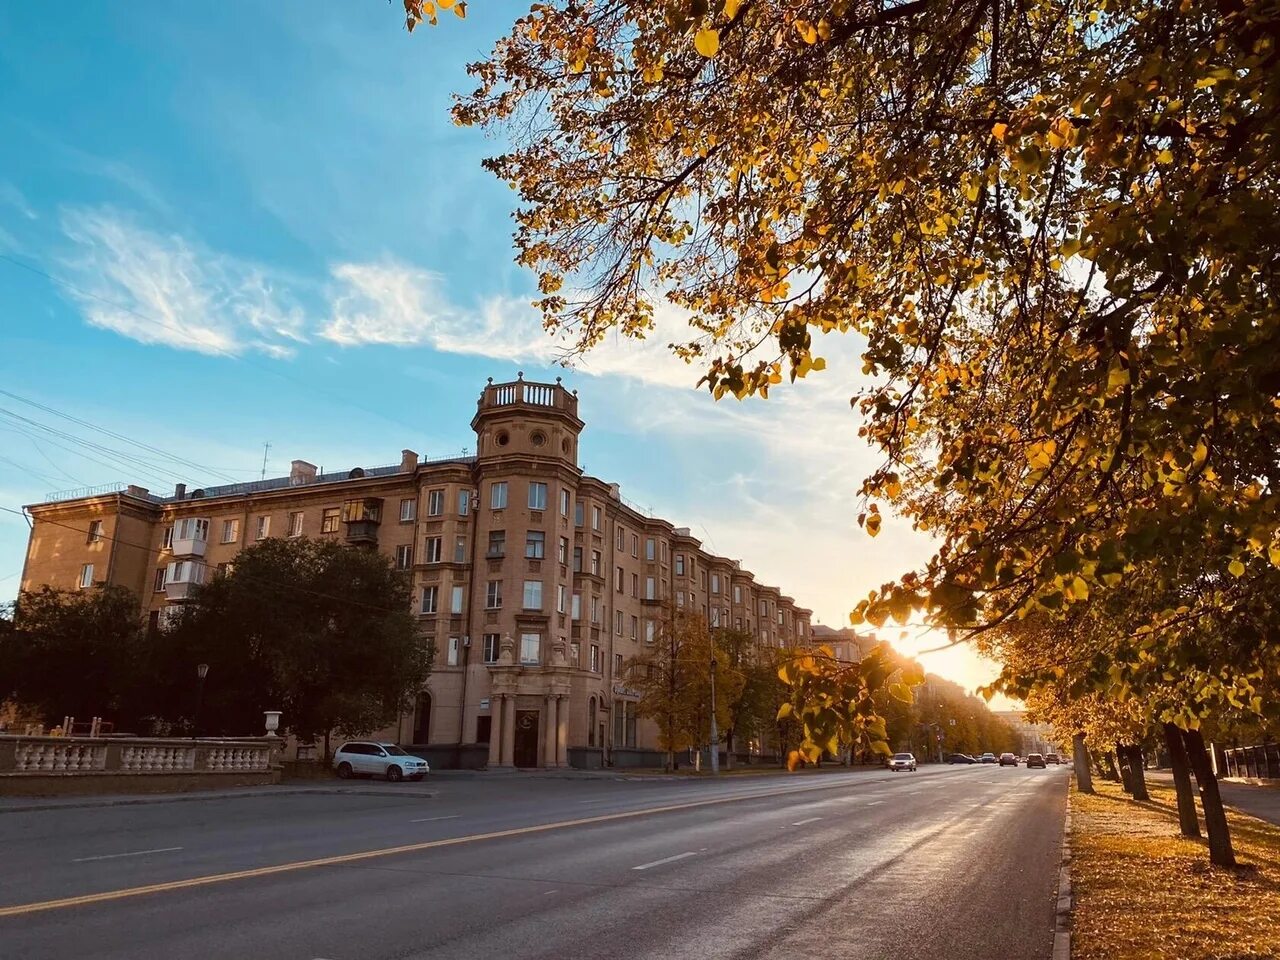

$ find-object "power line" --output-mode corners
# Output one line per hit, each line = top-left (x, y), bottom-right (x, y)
(0, 410), (186, 491)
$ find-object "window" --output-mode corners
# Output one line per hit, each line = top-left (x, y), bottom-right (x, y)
(560, 489), (571, 517)
(615, 653), (624, 675)
(395, 544), (413, 569)
(487, 530), (505, 558)
(153, 568), (167, 592)
(590, 596), (600, 623)
(631, 535), (638, 558)
(321, 508), (339, 534)
(734, 584), (741, 603)
(525, 530), (545, 559)
(255, 515), (270, 540)
(616, 566), (624, 593)
(572, 593), (581, 620)
(482, 633), (500, 664)
(645, 620), (656, 644)
(630, 615), (638, 639)
(427, 489), (445, 516)
(592, 506), (601, 530)
(523, 580), (543, 610)
(574, 502), (584, 527)
(711, 573), (720, 594)
(711, 607), (721, 627)
(631, 573), (639, 597)
(451, 585), (464, 615)
(573, 546), (583, 573)
(454, 536), (467, 563)
(458, 489), (470, 515)
(425, 536), (443, 563)
(677, 591), (685, 608)
(701, 570), (708, 588)
(400, 498), (416, 522)
(645, 537), (655, 561)
(558, 536), (569, 565)
(675, 554), (685, 576)
(486, 580), (502, 609)
(614, 700), (637, 748)
(616, 610), (624, 635)
(162, 525), (173, 550)
(288, 511), (304, 537)
(221, 519), (239, 543)
(778, 610), (784, 625)
(447, 636), (460, 666)
(520, 633), (540, 665)
(760, 599), (768, 616)
(590, 644), (601, 672)
(557, 584), (567, 614)
(87, 520), (103, 544)
(176, 518), (208, 541)
(588, 698), (597, 744)
(528, 482), (548, 511)
(645, 576), (656, 600)
(616, 527), (625, 550)
(490, 481), (508, 510)
(421, 586), (438, 614)
(591, 550), (601, 575)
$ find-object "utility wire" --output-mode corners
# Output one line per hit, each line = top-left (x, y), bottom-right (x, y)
(0, 412), (185, 491)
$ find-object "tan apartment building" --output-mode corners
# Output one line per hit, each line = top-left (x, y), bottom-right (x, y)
(18, 375), (812, 769)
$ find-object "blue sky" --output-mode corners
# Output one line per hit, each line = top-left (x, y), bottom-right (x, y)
(0, 2), (1005, 697)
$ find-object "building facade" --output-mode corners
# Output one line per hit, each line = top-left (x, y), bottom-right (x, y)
(18, 376), (813, 768)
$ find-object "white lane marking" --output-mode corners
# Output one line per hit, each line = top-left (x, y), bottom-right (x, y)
(410, 815), (460, 823)
(632, 851), (697, 871)
(73, 846), (183, 863)
(866, 800), (885, 806)
(578, 799), (608, 805)
(542, 890), (558, 896)
(792, 817), (823, 826)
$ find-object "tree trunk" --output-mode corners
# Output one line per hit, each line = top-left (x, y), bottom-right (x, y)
(1182, 728), (1236, 867)
(1127, 744), (1150, 801)
(323, 729), (331, 764)
(1164, 723), (1201, 838)
(1102, 750), (1121, 782)
(1073, 733), (1095, 794)
(725, 728), (735, 770)
(1117, 744), (1135, 794)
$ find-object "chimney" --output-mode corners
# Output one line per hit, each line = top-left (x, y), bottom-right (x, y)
(126, 485), (150, 498)
(289, 460), (317, 486)
(174, 483), (186, 500)
(400, 449), (420, 473)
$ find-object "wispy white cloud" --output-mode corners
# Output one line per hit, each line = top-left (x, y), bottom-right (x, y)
(0, 182), (38, 221)
(60, 208), (306, 357)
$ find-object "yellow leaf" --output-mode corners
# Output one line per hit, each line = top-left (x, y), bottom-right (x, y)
(865, 513), (882, 537)
(1268, 545), (1280, 568)
(776, 702), (793, 721)
(454, 1), (466, 18)
(992, 122), (1008, 142)
(795, 19), (818, 43)
(694, 27), (720, 57)
(724, 0), (742, 19)
(1229, 558), (1246, 577)
(1026, 438), (1057, 470)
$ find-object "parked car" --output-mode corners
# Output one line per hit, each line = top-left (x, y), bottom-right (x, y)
(333, 742), (430, 782)
(1026, 753), (1047, 768)
(998, 752), (1019, 767)
(1045, 753), (1062, 764)
(888, 752), (918, 772)
(947, 753), (977, 764)
(979, 752), (998, 764)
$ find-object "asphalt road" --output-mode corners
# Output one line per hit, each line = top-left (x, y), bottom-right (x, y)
(0, 765), (1068, 960)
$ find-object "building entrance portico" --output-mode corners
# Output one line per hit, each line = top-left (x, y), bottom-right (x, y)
(514, 710), (540, 768)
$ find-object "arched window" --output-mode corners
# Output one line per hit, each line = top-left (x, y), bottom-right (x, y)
(588, 697), (596, 746)
(413, 692), (432, 744)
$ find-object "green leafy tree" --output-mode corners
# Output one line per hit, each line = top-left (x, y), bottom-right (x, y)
(715, 627), (781, 768)
(165, 537), (431, 753)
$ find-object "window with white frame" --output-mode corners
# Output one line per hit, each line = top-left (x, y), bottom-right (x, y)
(221, 518), (239, 543)
(590, 644), (600, 672)
(454, 536), (467, 563)
(525, 530), (545, 559)
(395, 544), (413, 569)
(87, 520), (103, 543)
(255, 515), (270, 540)
(486, 580), (502, 609)
(616, 610), (623, 635)
(520, 633), (540, 665)
(645, 576), (656, 600)
(421, 585), (438, 614)
(778, 610), (784, 625)
(616, 526), (625, 550)
(176, 518), (209, 541)
(162, 525), (173, 550)
(523, 580), (543, 610)
(490, 481), (508, 510)
(631, 534), (638, 557)
(677, 591), (685, 607)
(558, 536), (569, 565)
(592, 505), (601, 530)
(645, 620), (656, 643)
(557, 584), (567, 614)
(615, 653), (624, 675)
(487, 529), (505, 557)
(675, 554), (685, 576)
(711, 573), (720, 594)
(427, 489), (445, 516)
(760, 599), (768, 616)
(615, 566), (624, 592)
(447, 636), (460, 666)
(400, 498), (416, 522)
(458, 489), (470, 515)
(482, 633), (500, 663)
(733, 584), (741, 603)
(631, 572), (638, 597)
(630, 615), (638, 639)
(590, 595), (600, 623)
(591, 550), (601, 575)
(321, 508), (339, 533)
(573, 546), (583, 572)
(451, 585), (464, 614)
(711, 607), (721, 627)
(528, 482), (548, 511)
(425, 536), (442, 563)
(575, 502), (584, 526)
(645, 537), (655, 561)
(153, 567), (167, 592)
(288, 511), (304, 537)
(560, 488), (570, 517)
(572, 593), (581, 620)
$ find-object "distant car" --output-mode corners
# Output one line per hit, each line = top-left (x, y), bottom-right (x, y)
(947, 753), (977, 764)
(333, 741), (429, 782)
(1045, 753), (1062, 764)
(888, 752), (918, 772)
(1026, 753), (1047, 769)
(999, 752), (1018, 767)
(979, 752), (997, 764)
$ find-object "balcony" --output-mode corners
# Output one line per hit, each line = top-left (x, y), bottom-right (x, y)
(171, 518), (209, 558)
(342, 498), (383, 545)
(164, 560), (207, 601)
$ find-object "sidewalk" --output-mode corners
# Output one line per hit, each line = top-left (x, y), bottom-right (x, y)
(1148, 769), (1280, 826)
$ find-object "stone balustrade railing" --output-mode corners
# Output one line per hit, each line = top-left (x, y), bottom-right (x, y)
(0, 735), (276, 778)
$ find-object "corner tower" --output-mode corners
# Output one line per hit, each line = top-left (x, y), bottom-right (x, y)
(471, 373), (583, 467)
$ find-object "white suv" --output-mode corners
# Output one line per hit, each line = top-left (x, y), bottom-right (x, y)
(888, 752), (918, 772)
(332, 742), (429, 782)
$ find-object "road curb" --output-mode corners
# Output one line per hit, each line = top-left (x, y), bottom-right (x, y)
(0, 786), (439, 813)
(1054, 783), (1073, 960)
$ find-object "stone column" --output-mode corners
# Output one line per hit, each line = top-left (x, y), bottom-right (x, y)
(488, 695), (504, 768)
(556, 695), (569, 768)
(500, 694), (516, 767)
(543, 696), (558, 768)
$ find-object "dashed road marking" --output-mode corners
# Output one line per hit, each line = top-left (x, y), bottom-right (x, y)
(791, 817), (823, 826)
(410, 815), (460, 823)
(632, 852), (697, 871)
(72, 847), (183, 863)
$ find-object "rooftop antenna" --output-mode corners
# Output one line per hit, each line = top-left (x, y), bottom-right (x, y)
(260, 442), (271, 480)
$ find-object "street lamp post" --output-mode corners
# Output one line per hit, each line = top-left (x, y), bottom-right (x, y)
(192, 663), (209, 740)
(709, 657), (719, 775)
